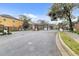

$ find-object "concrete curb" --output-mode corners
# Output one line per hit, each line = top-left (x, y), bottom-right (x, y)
(56, 32), (78, 56)
(56, 33), (69, 56)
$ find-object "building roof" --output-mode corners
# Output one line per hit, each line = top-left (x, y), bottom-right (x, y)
(0, 14), (19, 20)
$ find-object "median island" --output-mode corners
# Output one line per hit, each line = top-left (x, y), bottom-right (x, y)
(60, 32), (79, 55)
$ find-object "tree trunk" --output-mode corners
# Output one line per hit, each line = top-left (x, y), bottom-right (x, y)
(68, 16), (73, 31)
(2, 25), (5, 34)
(66, 11), (73, 32)
(47, 24), (48, 30)
(7, 27), (10, 34)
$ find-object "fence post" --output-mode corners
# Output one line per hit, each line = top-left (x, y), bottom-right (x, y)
(7, 27), (10, 34)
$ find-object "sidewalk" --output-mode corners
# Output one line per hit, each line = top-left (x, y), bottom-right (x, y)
(66, 32), (79, 42)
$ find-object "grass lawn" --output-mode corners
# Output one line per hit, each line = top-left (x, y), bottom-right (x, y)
(0, 30), (3, 32)
(60, 32), (79, 55)
(73, 31), (79, 35)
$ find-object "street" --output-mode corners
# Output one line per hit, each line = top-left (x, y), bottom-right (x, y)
(0, 30), (61, 56)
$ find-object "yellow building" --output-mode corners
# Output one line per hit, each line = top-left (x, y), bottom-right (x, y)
(0, 14), (23, 31)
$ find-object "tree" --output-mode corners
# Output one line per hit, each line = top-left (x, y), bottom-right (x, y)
(48, 3), (79, 31)
(19, 15), (31, 30)
(78, 16), (79, 22)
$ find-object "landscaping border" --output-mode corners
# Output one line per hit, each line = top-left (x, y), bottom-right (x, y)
(56, 32), (78, 56)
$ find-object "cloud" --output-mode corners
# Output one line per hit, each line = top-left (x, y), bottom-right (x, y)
(23, 13), (51, 23)
(72, 17), (78, 22)
(23, 13), (68, 25)
(23, 13), (38, 19)
(23, 13), (39, 23)
(23, 13), (67, 25)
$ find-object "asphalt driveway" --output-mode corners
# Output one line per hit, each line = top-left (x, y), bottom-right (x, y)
(0, 30), (61, 56)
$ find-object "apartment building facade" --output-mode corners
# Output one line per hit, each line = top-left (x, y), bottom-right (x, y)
(0, 15), (23, 31)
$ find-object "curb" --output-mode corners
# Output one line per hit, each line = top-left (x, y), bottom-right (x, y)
(56, 32), (78, 56)
(56, 33), (69, 56)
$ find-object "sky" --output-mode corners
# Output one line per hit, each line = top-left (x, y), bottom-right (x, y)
(0, 3), (79, 24)
(0, 3), (51, 15)
(0, 3), (52, 23)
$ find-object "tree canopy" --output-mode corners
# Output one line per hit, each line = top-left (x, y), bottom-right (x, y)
(19, 15), (31, 30)
(48, 3), (79, 31)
